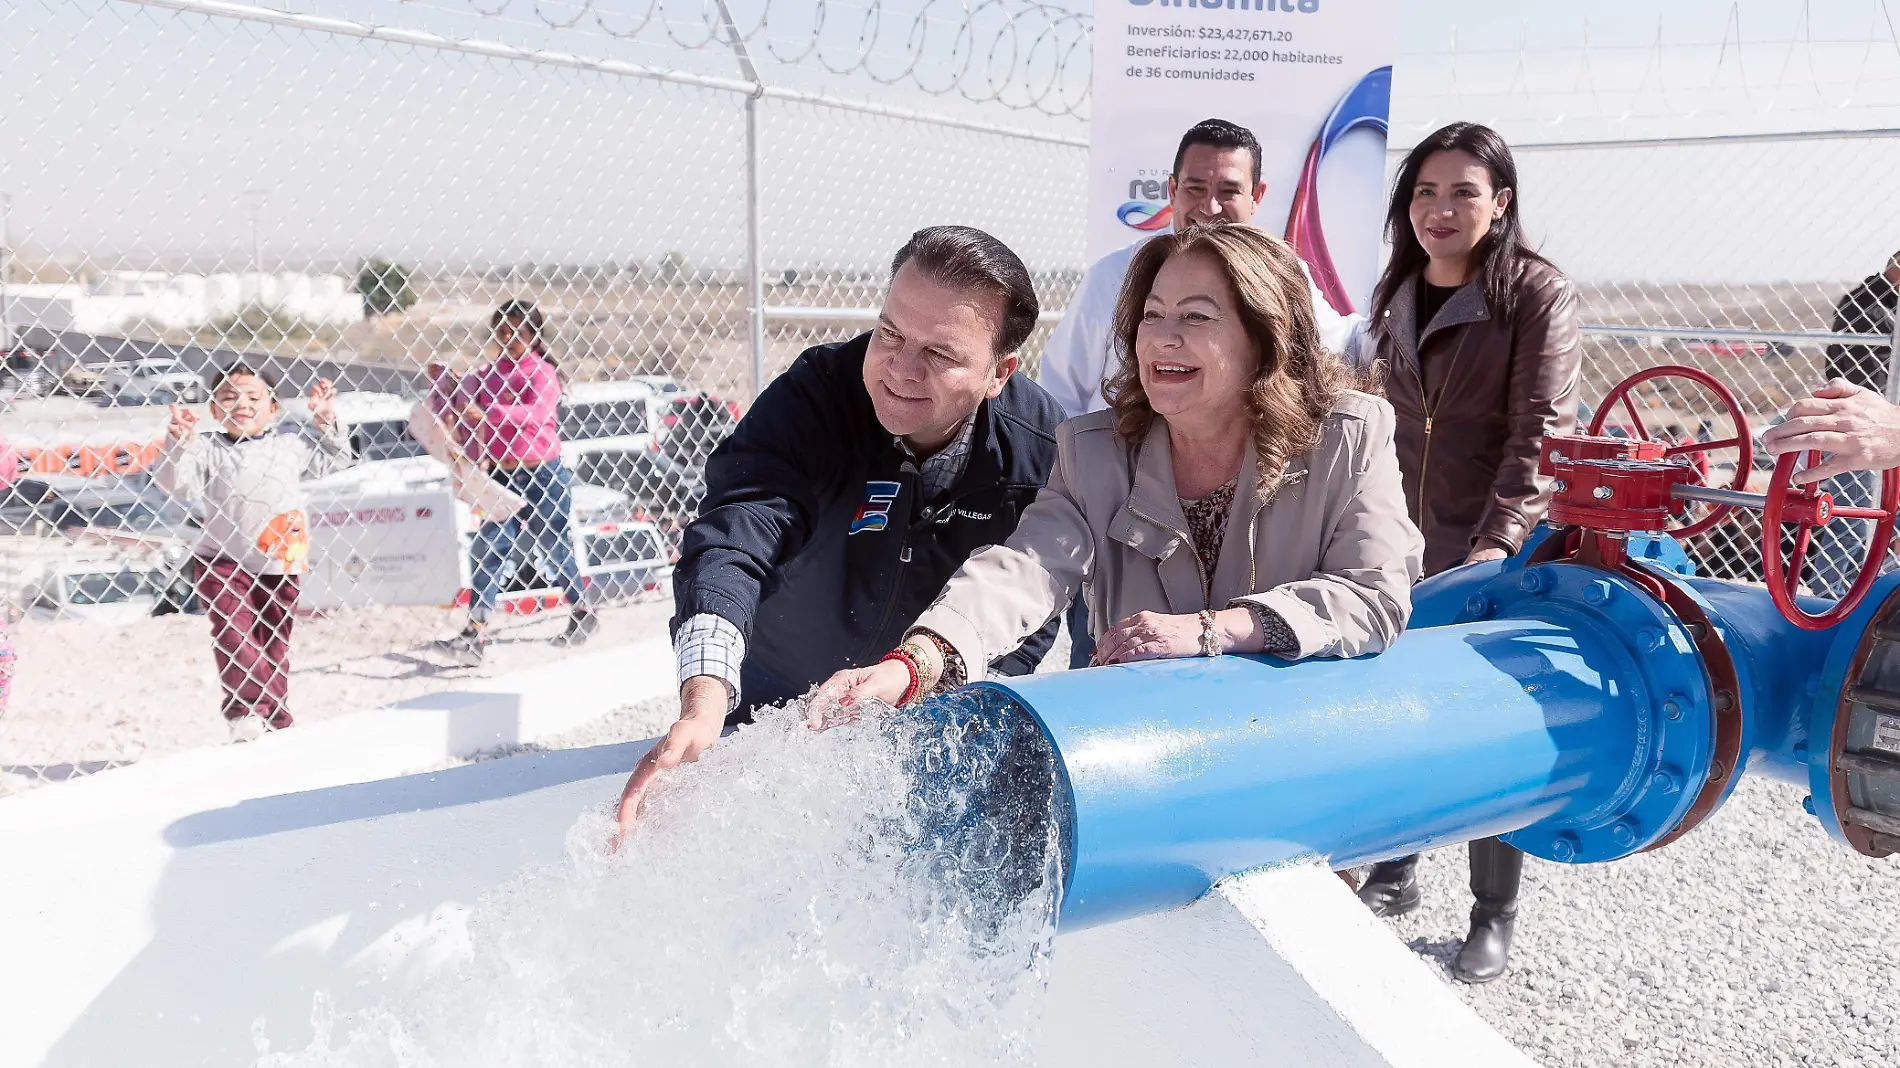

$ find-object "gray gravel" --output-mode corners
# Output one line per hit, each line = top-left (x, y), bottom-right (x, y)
(1386, 775), (1899, 1067)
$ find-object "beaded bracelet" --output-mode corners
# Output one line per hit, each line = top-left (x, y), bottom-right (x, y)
(1197, 609), (1220, 658)
(879, 648), (923, 706)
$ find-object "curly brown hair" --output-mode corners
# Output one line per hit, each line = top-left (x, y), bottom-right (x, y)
(1105, 224), (1358, 499)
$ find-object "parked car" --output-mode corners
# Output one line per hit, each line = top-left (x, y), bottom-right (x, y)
(657, 391), (741, 465)
(2, 347), (50, 399)
(625, 374), (687, 396)
(57, 364), (104, 398)
(0, 536), (195, 623)
(4, 474), (200, 542)
(2, 474), (200, 612)
(101, 356), (205, 404)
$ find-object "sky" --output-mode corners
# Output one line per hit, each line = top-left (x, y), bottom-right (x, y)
(2, 0), (1898, 284)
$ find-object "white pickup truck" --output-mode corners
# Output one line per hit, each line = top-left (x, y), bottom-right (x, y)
(100, 357), (206, 404)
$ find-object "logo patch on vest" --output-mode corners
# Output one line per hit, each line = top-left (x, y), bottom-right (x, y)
(848, 481), (903, 535)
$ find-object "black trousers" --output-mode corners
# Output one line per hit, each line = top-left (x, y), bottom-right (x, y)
(1373, 837), (1523, 913)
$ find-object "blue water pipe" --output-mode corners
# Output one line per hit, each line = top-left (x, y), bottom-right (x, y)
(936, 530), (1897, 930)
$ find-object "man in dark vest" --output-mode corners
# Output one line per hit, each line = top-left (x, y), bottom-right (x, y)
(615, 225), (1065, 832)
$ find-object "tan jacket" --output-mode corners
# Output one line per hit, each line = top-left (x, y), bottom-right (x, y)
(914, 391), (1424, 679)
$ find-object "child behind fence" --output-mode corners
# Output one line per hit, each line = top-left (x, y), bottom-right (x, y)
(154, 365), (355, 741)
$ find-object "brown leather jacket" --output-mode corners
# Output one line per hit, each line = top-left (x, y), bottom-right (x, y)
(1372, 258), (1582, 577)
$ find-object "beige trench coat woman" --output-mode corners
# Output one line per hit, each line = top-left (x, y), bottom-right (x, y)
(913, 389), (1423, 679)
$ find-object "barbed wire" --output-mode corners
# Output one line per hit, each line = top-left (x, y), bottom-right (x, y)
(418, 0), (1094, 116)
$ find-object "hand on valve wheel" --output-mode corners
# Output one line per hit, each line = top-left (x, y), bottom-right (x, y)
(1761, 379), (1900, 484)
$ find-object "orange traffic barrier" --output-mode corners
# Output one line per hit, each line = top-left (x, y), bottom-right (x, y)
(13, 440), (165, 478)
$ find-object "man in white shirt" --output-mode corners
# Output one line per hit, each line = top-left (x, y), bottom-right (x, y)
(1039, 117), (1363, 419)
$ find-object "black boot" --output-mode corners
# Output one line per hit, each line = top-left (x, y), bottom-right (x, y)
(1452, 837), (1523, 984)
(1356, 854), (1422, 917)
(552, 607), (599, 648)
(445, 623), (487, 666)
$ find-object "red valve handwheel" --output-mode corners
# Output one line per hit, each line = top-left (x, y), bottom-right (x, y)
(1588, 366), (1753, 538)
(1762, 451), (1900, 631)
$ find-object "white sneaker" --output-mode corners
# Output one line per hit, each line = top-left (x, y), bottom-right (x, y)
(228, 716), (270, 743)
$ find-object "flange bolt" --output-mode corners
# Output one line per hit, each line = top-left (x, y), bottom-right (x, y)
(1521, 568), (1548, 593)
(1464, 595), (1491, 619)
(1637, 627), (1664, 652)
(1802, 795), (1816, 816)
(1650, 767), (1683, 794)
(1662, 696), (1685, 721)
(1610, 822), (1638, 847)
(1584, 579), (1614, 605)
(1551, 833), (1580, 861)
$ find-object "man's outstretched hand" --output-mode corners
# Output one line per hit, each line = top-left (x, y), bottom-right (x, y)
(1761, 378), (1900, 484)
(612, 676), (729, 848)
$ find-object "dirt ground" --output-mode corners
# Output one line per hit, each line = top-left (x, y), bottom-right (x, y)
(0, 596), (674, 794)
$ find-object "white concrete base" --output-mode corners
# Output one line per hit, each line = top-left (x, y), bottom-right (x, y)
(1041, 869), (1534, 1068)
(0, 713), (1533, 1067)
(0, 637), (675, 1067)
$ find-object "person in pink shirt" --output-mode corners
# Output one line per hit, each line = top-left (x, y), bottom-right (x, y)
(445, 301), (596, 663)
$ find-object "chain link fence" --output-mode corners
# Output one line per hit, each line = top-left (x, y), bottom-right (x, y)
(0, 0), (1090, 791)
(2, 0), (1898, 791)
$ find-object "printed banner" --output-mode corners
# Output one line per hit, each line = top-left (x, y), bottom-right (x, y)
(303, 487), (464, 609)
(1088, 0), (1399, 313)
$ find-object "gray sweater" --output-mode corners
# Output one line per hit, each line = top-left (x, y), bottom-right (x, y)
(154, 423), (355, 576)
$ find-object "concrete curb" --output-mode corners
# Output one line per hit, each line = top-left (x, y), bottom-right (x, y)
(0, 635), (674, 835)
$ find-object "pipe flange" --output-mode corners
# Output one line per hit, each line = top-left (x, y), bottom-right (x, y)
(1639, 568), (1748, 852)
(1454, 562), (1716, 863)
(1816, 585), (1900, 858)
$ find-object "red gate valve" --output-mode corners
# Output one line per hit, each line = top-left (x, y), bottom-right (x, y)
(1541, 434), (1694, 533)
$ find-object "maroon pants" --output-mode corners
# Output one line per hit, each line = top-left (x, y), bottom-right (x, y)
(195, 557), (300, 728)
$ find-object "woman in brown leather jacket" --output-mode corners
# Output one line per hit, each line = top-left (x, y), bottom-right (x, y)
(1352, 122), (1582, 985)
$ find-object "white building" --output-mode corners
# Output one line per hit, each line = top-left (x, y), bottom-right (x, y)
(2, 270), (360, 341)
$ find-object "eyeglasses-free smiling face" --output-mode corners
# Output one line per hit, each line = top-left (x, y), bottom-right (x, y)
(1169, 143), (1265, 230)
(862, 260), (1018, 453)
(1135, 249), (1258, 426)
(210, 374), (279, 437)
(1408, 148), (1512, 275)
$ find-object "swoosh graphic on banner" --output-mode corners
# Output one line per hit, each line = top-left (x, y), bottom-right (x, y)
(1117, 201), (1174, 231)
(1285, 65), (1392, 316)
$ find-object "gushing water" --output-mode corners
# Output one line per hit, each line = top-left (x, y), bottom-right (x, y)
(255, 696), (1064, 1068)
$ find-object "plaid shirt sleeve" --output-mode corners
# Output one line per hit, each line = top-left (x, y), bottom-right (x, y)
(674, 613), (745, 713)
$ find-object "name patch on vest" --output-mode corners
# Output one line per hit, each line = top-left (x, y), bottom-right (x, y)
(848, 481), (903, 535)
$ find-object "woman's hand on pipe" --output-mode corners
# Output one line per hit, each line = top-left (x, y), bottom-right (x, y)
(1465, 545), (1509, 565)
(1092, 608), (1254, 665)
(807, 659), (912, 729)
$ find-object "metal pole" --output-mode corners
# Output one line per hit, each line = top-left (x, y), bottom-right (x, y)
(0, 193), (12, 349)
(711, 0), (766, 402)
(246, 189), (263, 274)
(744, 98), (765, 401)
(1887, 265), (1900, 403)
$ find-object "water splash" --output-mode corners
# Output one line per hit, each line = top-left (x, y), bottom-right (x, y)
(255, 695), (1064, 1068)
